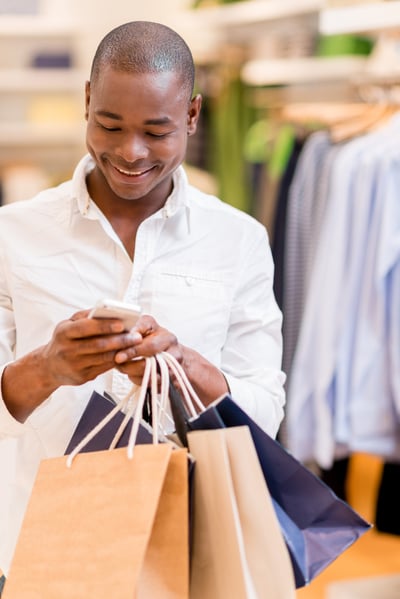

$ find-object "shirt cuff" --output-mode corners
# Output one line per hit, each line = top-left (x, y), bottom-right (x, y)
(221, 372), (284, 439)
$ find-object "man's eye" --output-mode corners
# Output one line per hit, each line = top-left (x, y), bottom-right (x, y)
(100, 124), (120, 131)
(147, 132), (168, 138)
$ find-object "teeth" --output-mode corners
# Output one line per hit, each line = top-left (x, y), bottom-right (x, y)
(116, 166), (145, 176)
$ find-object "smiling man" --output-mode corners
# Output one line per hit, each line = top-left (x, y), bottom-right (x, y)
(0, 21), (285, 585)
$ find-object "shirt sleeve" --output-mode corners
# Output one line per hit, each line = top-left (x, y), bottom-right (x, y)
(0, 249), (26, 438)
(220, 225), (286, 438)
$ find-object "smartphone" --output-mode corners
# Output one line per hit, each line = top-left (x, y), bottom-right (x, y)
(89, 299), (142, 331)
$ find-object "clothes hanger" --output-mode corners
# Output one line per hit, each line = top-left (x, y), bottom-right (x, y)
(280, 102), (369, 129)
(329, 83), (400, 143)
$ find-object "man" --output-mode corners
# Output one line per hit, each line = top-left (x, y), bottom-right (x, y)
(0, 21), (285, 579)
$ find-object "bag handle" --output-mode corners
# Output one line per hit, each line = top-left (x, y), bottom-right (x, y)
(67, 357), (154, 466)
(158, 352), (205, 416)
(157, 352), (207, 448)
(66, 352), (206, 466)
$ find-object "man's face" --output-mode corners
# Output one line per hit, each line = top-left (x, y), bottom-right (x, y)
(85, 66), (200, 203)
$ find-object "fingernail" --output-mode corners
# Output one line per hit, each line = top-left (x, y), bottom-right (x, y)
(127, 331), (142, 342)
(115, 352), (128, 363)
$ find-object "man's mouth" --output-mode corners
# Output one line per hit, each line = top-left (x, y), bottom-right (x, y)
(114, 165), (152, 177)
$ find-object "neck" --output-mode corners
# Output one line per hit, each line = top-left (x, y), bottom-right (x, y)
(86, 168), (173, 259)
(87, 167), (173, 217)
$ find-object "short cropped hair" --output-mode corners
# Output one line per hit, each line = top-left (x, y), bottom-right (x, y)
(90, 21), (195, 100)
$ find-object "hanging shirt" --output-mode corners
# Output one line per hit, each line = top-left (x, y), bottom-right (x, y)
(346, 144), (400, 456)
(0, 155), (285, 575)
(286, 115), (400, 468)
(282, 130), (333, 380)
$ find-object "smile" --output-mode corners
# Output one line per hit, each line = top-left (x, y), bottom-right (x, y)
(114, 165), (151, 177)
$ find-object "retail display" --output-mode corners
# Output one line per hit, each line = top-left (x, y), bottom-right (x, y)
(0, 0), (38, 14)
(0, 4), (85, 192)
(185, 0), (400, 555)
(1, 1), (400, 596)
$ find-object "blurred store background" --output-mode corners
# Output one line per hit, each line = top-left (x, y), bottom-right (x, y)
(1, 1), (400, 597)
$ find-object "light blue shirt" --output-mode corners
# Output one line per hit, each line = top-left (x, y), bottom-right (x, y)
(286, 114), (400, 468)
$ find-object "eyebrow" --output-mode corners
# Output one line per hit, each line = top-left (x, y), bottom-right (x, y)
(95, 110), (172, 125)
(95, 110), (122, 120)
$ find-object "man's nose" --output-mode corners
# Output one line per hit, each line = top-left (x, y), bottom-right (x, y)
(117, 134), (148, 162)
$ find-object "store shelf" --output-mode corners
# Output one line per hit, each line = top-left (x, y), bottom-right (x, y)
(241, 56), (368, 86)
(0, 2), (85, 174)
(0, 69), (86, 93)
(0, 15), (78, 37)
(189, 0), (324, 27)
(0, 123), (85, 146)
(320, 1), (400, 35)
(178, 0), (325, 64)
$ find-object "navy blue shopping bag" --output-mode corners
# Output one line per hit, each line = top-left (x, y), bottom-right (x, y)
(64, 391), (153, 454)
(180, 394), (371, 588)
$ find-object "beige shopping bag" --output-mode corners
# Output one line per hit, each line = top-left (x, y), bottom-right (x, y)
(188, 426), (296, 599)
(3, 444), (189, 599)
(137, 446), (189, 598)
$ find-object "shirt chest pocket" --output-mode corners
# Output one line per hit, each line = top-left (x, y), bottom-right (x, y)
(141, 268), (232, 357)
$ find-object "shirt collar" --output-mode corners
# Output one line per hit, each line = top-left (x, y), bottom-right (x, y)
(71, 154), (191, 230)
(160, 164), (192, 233)
(71, 154), (95, 216)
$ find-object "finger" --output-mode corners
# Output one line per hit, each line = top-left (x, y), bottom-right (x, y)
(70, 309), (92, 321)
(66, 316), (142, 340)
(115, 357), (146, 381)
(81, 349), (126, 370)
(112, 314), (160, 363)
(114, 329), (177, 363)
(51, 332), (144, 378)
(131, 314), (158, 336)
(78, 332), (144, 358)
(114, 345), (141, 363)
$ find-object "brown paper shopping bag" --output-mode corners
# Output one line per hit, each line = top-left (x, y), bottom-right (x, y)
(3, 442), (189, 599)
(138, 446), (189, 598)
(188, 426), (296, 599)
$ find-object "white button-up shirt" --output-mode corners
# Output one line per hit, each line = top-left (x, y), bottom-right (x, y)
(0, 155), (285, 574)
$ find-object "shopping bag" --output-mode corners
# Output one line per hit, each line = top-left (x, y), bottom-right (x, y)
(3, 356), (190, 599)
(137, 447), (189, 598)
(3, 445), (189, 599)
(64, 387), (196, 535)
(188, 425), (296, 599)
(64, 390), (153, 453)
(187, 395), (372, 588)
(134, 352), (371, 589)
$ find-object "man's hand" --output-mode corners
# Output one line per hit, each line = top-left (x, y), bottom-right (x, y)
(2, 310), (228, 422)
(114, 314), (228, 407)
(1, 308), (143, 422)
(42, 309), (143, 387)
(112, 314), (182, 386)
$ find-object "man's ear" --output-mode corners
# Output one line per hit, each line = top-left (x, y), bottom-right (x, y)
(187, 94), (202, 136)
(84, 81), (91, 120)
